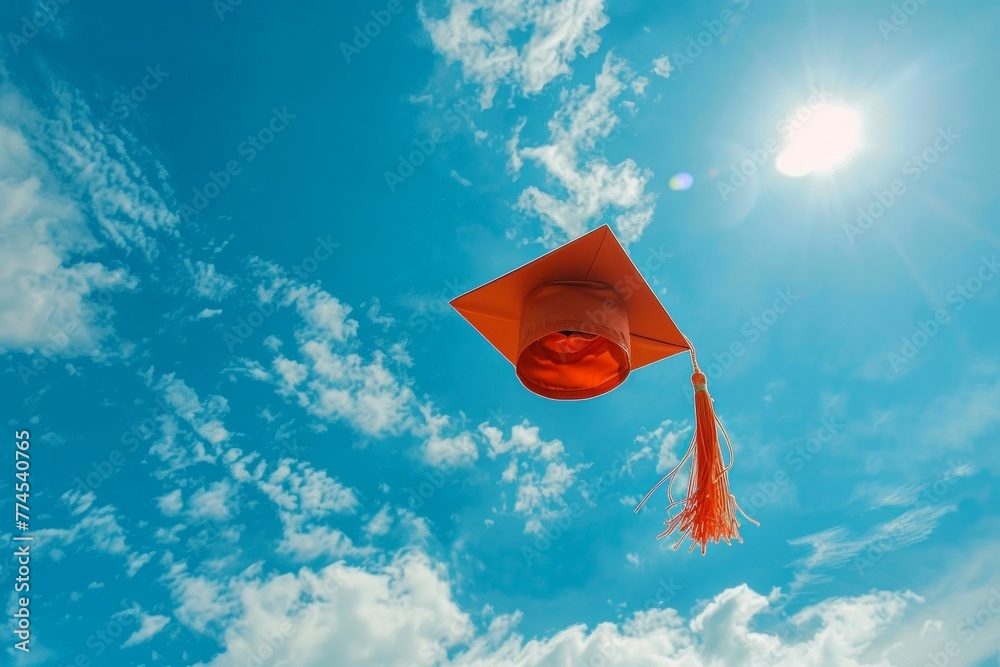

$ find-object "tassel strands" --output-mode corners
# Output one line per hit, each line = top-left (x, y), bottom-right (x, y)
(635, 343), (758, 554)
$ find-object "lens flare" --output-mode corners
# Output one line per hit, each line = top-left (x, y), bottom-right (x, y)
(669, 173), (694, 191)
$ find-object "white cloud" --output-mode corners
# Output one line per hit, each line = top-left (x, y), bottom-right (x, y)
(148, 364), (370, 563)
(226, 357), (271, 382)
(233, 452), (366, 562)
(154, 374), (231, 452)
(789, 503), (957, 589)
(480, 421), (584, 534)
(163, 559), (238, 634)
(482, 421), (564, 461)
(255, 457), (358, 517)
(364, 297), (395, 331)
(63, 489), (96, 515)
(921, 378), (1000, 450)
(199, 549), (924, 667)
(198, 552), (471, 666)
(0, 90), (141, 356)
(419, 404), (478, 467)
(512, 53), (656, 246)
(506, 117), (527, 175)
(0, 81), (178, 268)
(148, 414), (217, 478)
(195, 308), (223, 319)
(251, 265), (413, 437)
(249, 261), (478, 462)
(41, 84), (179, 256)
(184, 259), (236, 301)
(35, 494), (148, 575)
(871, 482), (925, 509)
(188, 481), (237, 521)
(122, 612), (171, 648)
(285, 344), (414, 436)
(126, 551), (154, 577)
(365, 505), (394, 537)
(420, 0), (609, 108)
(155, 524), (186, 544)
(450, 169), (473, 186)
(635, 419), (692, 474)
(652, 55), (673, 79)
(277, 521), (372, 561)
(157, 489), (184, 516)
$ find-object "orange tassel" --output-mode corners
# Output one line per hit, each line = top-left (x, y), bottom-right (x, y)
(635, 349), (758, 554)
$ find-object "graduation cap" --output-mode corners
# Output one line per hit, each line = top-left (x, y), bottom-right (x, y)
(451, 225), (757, 553)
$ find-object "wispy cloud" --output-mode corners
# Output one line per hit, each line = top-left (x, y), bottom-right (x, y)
(511, 53), (656, 246)
(420, 0), (609, 108)
(449, 168), (472, 186)
(634, 419), (692, 474)
(481, 421), (585, 535)
(789, 503), (957, 589)
(652, 55), (673, 79)
(184, 260), (237, 301)
(30, 81), (179, 258)
(121, 612), (171, 648)
(246, 260), (481, 469)
(33, 491), (151, 577)
(0, 87), (140, 356)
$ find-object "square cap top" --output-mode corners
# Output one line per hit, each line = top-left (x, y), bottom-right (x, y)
(450, 225), (690, 371)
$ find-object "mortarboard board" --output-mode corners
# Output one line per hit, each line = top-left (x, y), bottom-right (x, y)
(451, 225), (757, 553)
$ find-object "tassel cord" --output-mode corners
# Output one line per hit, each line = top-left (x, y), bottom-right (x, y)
(634, 332), (759, 549)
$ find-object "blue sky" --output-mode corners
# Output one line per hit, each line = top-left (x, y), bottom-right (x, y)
(1, 0), (999, 665)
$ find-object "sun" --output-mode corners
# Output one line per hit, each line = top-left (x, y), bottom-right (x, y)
(775, 104), (863, 178)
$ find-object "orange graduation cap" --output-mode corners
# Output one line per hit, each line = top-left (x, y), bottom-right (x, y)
(451, 224), (757, 554)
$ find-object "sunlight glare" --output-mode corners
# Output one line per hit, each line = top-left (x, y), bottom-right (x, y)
(775, 104), (863, 177)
